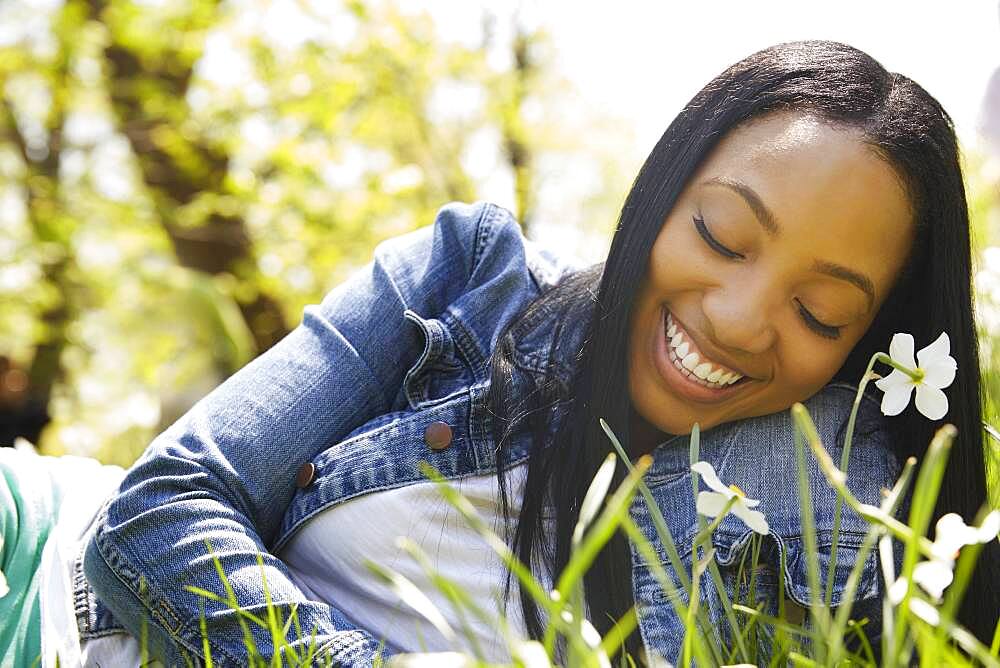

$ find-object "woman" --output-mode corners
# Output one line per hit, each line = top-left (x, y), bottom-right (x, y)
(3, 39), (996, 666)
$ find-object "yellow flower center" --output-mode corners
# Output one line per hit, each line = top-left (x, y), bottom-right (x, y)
(728, 483), (745, 497)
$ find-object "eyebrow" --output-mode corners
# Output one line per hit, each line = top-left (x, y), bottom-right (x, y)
(704, 177), (780, 236)
(812, 260), (875, 312)
(701, 176), (876, 311)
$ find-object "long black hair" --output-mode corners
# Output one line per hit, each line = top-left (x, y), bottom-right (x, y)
(485, 39), (999, 649)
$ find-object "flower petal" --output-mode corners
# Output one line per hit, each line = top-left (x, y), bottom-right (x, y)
(908, 598), (942, 625)
(913, 560), (953, 600)
(976, 510), (1000, 543)
(889, 333), (917, 369)
(934, 510), (1000, 558)
(732, 503), (770, 534)
(887, 576), (908, 605)
(920, 356), (957, 390)
(695, 491), (730, 518)
(915, 385), (948, 420)
(691, 461), (730, 495)
(880, 382), (914, 416)
(875, 369), (911, 391)
(916, 332), (951, 369)
(932, 513), (970, 559)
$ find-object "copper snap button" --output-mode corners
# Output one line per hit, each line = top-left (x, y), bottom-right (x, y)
(424, 421), (453, 450)
(295, 462), (316, 488)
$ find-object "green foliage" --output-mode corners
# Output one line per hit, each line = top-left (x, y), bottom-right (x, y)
(967, 151), (1000, 504)
(0, 0), (631, 463)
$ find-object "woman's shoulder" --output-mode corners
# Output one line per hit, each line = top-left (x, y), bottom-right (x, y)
(374, 200), (580, 296)
(697, 383), (900, 613)
(696, 381), (900, 534)
(367, 201), (586, 376)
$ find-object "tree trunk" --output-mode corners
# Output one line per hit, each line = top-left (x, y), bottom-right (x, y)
(1, 82), (71, 446)
(87, 0), (290, 358)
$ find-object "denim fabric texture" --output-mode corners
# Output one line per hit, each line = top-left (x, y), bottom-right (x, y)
(81, 201), (902, 666)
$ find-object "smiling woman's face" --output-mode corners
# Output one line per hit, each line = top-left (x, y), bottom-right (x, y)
(628, 111), (915, 438)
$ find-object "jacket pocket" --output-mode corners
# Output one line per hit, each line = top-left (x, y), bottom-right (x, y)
(708, 527), (880, 618)
(631, 525), (878, 663)
(774, 529), (880, 608)
(401, 309), (468, 409)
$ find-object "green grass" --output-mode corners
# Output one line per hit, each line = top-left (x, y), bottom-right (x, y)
(101, 349), (999, 668)
(169, 394), (998, 667)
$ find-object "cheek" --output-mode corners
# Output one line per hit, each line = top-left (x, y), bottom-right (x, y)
(777, 342), (853, 403)
(648, 223), (703, 289)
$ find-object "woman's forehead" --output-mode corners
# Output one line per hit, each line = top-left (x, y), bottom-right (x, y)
(684, 111), (915, 296)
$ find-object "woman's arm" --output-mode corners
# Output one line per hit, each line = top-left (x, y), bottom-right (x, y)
(83, 201), (531, 666)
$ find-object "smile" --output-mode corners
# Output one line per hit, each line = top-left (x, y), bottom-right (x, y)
(665, 312), (745, 388)
(653, 306), (750, 404)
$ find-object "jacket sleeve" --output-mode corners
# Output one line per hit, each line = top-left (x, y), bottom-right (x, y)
(82, 201), (527, 667)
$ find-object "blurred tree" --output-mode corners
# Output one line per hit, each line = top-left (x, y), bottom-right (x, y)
(0, 1), (82, 445)
(85, 0), (291, 353)
(484, 12), (539, 229)
(0, 0), (619, 463)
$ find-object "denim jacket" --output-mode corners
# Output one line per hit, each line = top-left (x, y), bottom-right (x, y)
(80, 201), (901, 666)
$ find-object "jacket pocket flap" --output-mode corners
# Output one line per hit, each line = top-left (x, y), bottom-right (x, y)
(402, 309), (465, 408)
(775, 530), (879, 608)
(710, 527), (880, 609)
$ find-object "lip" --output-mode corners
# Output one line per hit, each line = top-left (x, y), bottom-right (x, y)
(653, 306), (751, 404)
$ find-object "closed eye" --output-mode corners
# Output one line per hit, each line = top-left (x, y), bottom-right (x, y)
(795, 299), (843, 340)
(693, 215), (844, 340)
(693, 215), (742, 259)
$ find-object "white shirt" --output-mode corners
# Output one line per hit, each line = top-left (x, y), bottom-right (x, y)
(278, 461), (551, 662)
(38, 455), (545, 665)
(36, 453), (151, 667)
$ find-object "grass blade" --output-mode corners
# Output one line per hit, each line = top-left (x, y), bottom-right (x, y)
(789, 405), (831, 661)
(574, 453), (618, 549)
(365, 561), (458, 644)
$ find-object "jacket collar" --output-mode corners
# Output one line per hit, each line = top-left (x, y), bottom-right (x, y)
(503, 267), (694, 456)
(507, 267), (600, 386)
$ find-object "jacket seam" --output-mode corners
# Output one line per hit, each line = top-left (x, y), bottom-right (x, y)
(470, 201), (499, 272)
(91, 518), (236, 666)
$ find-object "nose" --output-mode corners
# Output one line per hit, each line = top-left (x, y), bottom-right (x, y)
(702, 284), (778, 356)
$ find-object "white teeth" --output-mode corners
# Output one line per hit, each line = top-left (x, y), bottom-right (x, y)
(665, 310), (746, 388)
(721, 372), (745, 385)
(682, 352), (700, 370)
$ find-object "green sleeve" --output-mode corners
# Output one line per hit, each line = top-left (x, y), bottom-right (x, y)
(0, 447), (64, 668)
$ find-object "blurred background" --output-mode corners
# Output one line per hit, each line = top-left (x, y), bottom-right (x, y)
(0, 0), (998, 494)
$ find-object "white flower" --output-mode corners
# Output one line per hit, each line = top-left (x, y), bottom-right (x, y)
(875, 332), (957, 420)
(889, 511), (1000, 604)
(691, 461), (769, 534)
(928, 511), (1000, 562)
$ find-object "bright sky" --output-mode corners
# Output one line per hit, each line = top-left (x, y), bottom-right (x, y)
(413, 0), (1000, 257)
(427, 0), (1000, 152)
